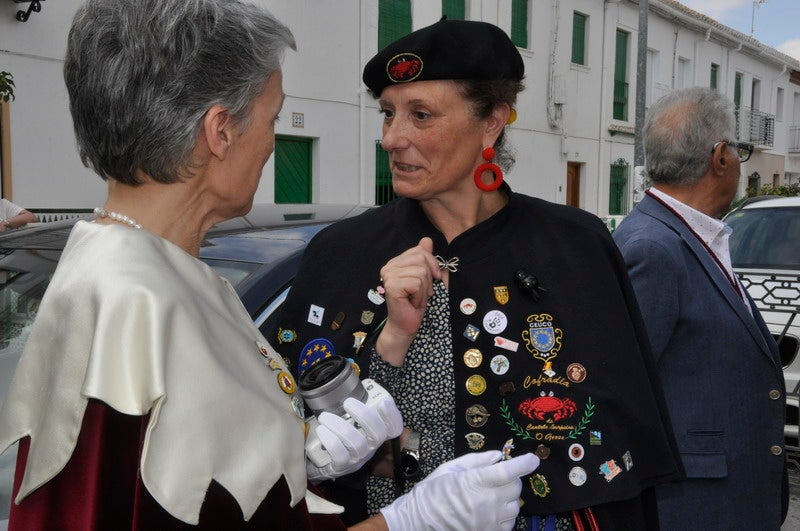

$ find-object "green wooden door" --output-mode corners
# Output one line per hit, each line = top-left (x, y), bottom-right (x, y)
(274, 135), (311, 204)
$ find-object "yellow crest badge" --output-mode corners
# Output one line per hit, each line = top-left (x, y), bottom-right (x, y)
(494, 286), (509, 305)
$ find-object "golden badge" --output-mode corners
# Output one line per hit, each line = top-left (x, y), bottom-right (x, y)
(463, 348), (483, 368)
(277, 371), (296, 394)
(466, 374), (487, 396)
(529, 474), (550, 498)
(493, 286), (509, 305)
(353, 331), (367, 353)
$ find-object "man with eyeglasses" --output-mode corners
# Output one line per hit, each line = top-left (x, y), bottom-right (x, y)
(613, 87), (787, 530)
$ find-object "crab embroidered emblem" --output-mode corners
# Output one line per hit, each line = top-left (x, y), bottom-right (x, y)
(518, 391), (577, 422)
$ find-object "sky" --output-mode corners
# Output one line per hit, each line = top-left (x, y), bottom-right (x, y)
(677, 0), (800, 60)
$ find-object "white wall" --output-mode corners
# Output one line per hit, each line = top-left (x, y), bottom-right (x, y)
(1, 0), (106, 208)
(1, 0), (798, 213)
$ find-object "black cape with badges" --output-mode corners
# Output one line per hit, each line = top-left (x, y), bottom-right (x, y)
(271, 184), (682, 519)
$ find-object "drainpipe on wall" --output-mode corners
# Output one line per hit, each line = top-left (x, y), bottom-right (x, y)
(546, 0), (563, 132)
(671, 27), (679, 88)
(596, 0), (615, 216)
(633, 0), (648, 207)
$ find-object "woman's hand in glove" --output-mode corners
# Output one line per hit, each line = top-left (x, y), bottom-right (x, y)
(306, 394), (403, 482)
(379, 450), (540, 531)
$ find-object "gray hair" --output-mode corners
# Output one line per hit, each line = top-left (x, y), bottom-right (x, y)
(643, 86), (735, 186)
(64, 0), (295, 185)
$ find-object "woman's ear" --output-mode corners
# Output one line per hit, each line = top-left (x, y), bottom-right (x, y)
(203, 105), (234, 160)
(484, 103), (512, 145)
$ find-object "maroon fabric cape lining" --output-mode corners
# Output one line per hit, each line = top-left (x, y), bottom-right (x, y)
(9, 399), (347, 530)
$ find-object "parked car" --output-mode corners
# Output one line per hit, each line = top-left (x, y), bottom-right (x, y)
(0, 203), (369, 523)
(725, 196), (800, 454)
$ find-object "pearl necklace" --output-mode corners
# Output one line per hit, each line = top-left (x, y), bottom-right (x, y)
(93, 207), (142, 230)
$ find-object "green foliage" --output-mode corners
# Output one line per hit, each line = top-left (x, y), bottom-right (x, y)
(746, 182), (800, 198)
(728, 182), (800, 213)
(0, 71), (15, 102)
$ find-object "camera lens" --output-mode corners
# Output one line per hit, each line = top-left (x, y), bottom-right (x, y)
(299, 356), (367, 417)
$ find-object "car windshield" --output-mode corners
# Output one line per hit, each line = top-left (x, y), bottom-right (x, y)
(728, 206), (800, 269)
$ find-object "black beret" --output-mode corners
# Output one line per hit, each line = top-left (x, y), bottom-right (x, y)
(362, 19), (524, 96)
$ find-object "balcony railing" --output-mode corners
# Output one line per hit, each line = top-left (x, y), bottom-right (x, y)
(790, 126), (800, 154)
(735, 106), (775, 148)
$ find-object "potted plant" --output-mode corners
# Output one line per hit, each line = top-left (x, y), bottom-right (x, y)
(0, 71), (15, 102)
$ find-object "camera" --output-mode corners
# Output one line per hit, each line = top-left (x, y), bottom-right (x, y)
(300, 355), (367, 417)
(301, 356), (392, 467)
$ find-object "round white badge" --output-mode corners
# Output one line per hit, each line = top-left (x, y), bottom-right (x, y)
(490, 354), (510, 375)
(568, 466), (587, 486)
(460, 298), (477, 315)
(482, 310), (508, 335)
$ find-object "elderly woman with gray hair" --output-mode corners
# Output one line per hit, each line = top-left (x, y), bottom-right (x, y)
(0, 1), (537, 530)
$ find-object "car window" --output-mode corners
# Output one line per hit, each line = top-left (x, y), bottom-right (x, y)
(254, 285), (291, 336)
(202, 258), (261, 287)
(727, 207), (800, 269)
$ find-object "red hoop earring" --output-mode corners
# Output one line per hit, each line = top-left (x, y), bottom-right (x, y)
(473, 147), (504, 192)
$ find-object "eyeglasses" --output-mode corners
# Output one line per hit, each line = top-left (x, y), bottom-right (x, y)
(712, 140), (753, 163)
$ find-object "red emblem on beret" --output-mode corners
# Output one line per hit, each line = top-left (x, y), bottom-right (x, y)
(386, 53), (423, 83)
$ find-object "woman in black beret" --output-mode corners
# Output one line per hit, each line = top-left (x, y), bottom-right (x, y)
(273, 18), (682, 531)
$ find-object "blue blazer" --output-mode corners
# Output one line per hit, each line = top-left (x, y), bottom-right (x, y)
(613, 194), (787, 530)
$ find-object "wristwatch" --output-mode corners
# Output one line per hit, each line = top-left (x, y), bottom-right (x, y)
(399, 430), (421, 479)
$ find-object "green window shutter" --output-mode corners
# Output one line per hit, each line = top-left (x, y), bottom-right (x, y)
(511, 0), (528, 49)
(375, 142), (397, 205)
(274, 135), (311, 204)
(442, 0), (465, 20)
(609, 160), (629, 215)
(613, 30), (629, 121)
(379, 0), (412, 51)
(710, 63), (718, 90)
(571, 12), (586, 65)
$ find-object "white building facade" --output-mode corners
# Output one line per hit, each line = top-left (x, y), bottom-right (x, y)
(1, 0), (798, 222)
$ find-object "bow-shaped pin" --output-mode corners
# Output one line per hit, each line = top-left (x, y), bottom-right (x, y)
(435, 255), (460, 272)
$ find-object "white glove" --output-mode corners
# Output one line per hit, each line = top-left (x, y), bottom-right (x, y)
(305, 393), (403, 482)
(380, 450), (540, 531)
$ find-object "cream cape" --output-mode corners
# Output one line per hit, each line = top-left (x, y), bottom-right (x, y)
(0, 221), (339, 523)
